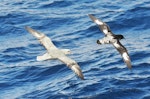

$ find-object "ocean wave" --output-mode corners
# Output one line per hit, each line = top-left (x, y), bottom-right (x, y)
(39, 0), (73, 8)
(0, 0), (150, 98)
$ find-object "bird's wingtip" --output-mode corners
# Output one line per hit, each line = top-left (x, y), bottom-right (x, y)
(79, 74), (84, 80)
(25, 26), (32, 32)
(77, 70), (84, 80)
(25, 26), (29, 29)
(88, 14), (92, 16)
(128, 65), (132, 70)
(88, 14), (94, 18)
(71, 64), (84, 80)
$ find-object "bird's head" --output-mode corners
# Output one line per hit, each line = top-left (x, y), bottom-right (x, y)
(62, 49), (71, 54)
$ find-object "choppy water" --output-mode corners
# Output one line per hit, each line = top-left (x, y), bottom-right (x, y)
(0, 0), (150, 99)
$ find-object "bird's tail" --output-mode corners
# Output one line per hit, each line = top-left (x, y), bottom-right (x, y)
(114, 35), (124, 40)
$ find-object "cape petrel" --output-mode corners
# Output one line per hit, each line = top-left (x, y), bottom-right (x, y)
(25, 26), (84, 80)
(88, 14), (132, 69)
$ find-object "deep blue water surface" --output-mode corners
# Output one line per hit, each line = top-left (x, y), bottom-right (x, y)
(0, 0), (150, 99)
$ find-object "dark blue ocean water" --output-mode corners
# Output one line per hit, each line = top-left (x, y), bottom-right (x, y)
(0, 0), (150, 99)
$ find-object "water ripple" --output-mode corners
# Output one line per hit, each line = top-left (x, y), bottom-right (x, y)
(0, 0), (150, 98)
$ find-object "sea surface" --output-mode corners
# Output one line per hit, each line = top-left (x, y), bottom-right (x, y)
(0, 0), (150, 99)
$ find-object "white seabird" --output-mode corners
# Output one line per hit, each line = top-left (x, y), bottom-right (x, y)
(25, 26), (84, 80)
(88, 14), (132, 69)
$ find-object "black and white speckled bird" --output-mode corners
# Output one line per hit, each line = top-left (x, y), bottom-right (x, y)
(88, 14), (132, 69)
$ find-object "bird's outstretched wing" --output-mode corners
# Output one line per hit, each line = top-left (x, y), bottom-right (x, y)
(25, 26), (57, 50)
(113, 41), (132, 69)
(26, 26), (84, 79)
(58, 56), (84, 80)
(88, 14), (113, 36)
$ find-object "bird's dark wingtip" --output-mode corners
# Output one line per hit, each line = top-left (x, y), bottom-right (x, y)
(128, 66), (132, 70)
(88, 14), (94, 19)
(79, 73), (84, 80)
(88, 14), (92, 16)
(25, 26), (29, 29)
(25, 26), (31, 31)
(80, 77), (85, 80)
